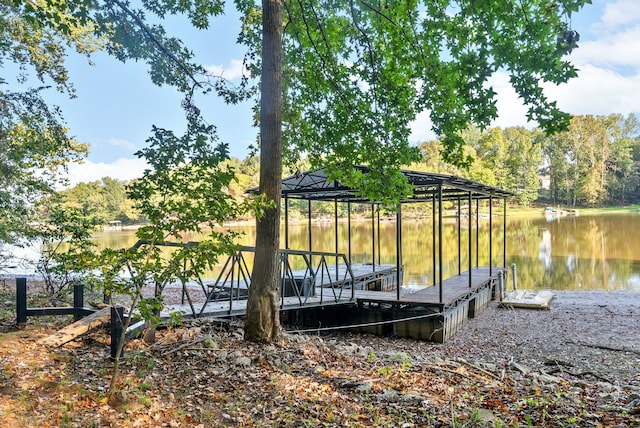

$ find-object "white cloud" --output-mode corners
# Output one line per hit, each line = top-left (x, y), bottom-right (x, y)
(573, 25), (640, 70)
(599, 0), (640, 28)
(408, 110), (436, 143)
(490, 0), (640, 129)
(204, 59), (246, 80)
(108, 138), (137, 152)
(547, 64), (640, 115)
(65, 157), (148, 187)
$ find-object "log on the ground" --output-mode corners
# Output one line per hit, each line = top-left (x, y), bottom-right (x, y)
(38, 307), (111, 348)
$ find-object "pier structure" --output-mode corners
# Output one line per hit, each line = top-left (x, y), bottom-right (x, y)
(22, 167), (514, 345)
(168, 166), (513, 342)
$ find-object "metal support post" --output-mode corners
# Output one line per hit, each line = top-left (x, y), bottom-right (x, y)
(438, 185), (443, 303)
(489, 196), (493, 276)
(16, 277), (27, 326)
(73, 283), (84, 322)
(396, 204), (402, 301)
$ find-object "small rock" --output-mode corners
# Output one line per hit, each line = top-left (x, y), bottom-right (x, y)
(510, 361), (531, 374)
(235, 356), (252, 367)
(596, 381), (616, 392)
(535, 373), (563, 384)
(380, 389), (400, 402)
(476, 408), (495, 424)
(202, 336), (218, 349)
(596, 392), (616, 405)
(356, 383), (372, 393)
(403, 393), (426, 403)
(477, 361), (497, 372)
(433, 356), (447, 365)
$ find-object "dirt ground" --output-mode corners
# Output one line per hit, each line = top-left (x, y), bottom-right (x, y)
(1, 284), (639, 427)
(444, 291), (640, 384)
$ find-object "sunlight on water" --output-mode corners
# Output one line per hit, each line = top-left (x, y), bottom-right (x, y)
(4, 213), (640, 292)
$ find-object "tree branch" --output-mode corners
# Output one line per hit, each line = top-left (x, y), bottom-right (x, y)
(104, 0), (202, 89)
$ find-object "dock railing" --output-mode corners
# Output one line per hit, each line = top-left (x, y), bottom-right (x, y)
(278, 248), (356, 305)
(199, 246), (357, 315)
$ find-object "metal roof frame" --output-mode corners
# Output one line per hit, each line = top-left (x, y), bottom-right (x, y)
(246, 165), (512, 305)
(247, 166), (514, 202)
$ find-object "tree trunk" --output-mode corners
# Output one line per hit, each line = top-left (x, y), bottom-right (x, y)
(244, 0), (284, 342)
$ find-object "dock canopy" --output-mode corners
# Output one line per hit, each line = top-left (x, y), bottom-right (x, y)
(247, 166), (514, 202)
(247, 165), (513, 318)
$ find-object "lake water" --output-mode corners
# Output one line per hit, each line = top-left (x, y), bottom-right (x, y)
(5, 213), (640, 292)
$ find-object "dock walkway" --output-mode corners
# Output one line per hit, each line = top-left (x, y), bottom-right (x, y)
(163, 266), (503, 321)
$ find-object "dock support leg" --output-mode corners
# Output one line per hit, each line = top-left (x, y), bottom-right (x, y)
(16, 277), (27, 326)
(110, 306), (124, 361)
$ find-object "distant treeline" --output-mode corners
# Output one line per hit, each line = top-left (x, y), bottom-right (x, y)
(55, 114), (640, 224)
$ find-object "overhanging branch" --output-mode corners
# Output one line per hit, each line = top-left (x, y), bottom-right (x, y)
(105, 0), (202, 89)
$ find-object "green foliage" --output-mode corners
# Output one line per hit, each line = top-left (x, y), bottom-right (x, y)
(0, 0), (103, 93)
(542, 114), (640, 207)
(36, 205), (99, 295)
(92, 110), (258, 328)
(56, 177), (142, 225)
(0, 0), (98, 247)
(0, 88), (89, 245)
(233, 0), (592, 206)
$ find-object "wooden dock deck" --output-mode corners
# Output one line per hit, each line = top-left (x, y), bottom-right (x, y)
(162, 266), (503, 322)
(356, 267), (504, 308)
(164, 263), (400, 318)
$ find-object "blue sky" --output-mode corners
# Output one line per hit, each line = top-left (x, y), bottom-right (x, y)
(36, 0), (640, 185)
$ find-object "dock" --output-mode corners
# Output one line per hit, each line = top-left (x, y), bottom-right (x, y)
(136, 167), (512, 343)
(162, 265), (504, 343)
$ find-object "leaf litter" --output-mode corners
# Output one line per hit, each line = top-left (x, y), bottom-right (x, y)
(0, 287), (639, 427)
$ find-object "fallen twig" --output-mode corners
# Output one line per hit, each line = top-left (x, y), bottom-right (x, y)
(543, 358), (575, 367)
(568, 341), (640, 355)
(456, 359), (502, 381)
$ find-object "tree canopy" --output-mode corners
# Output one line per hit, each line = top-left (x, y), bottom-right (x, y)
(1, 0), (592, 343)
(233, 0), (590, 205)
(0, 0), (98, 245)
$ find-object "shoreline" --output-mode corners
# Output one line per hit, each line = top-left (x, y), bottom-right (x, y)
(98, 204), (640, 231)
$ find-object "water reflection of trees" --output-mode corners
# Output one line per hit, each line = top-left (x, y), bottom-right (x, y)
(92, 214), (640, 292)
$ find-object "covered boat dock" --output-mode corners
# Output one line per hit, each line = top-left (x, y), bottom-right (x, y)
(271, 166), (512, 341)
(165, 166), (514, 342)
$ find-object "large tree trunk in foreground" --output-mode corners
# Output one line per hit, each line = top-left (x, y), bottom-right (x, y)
(244, 0), (284, 342)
